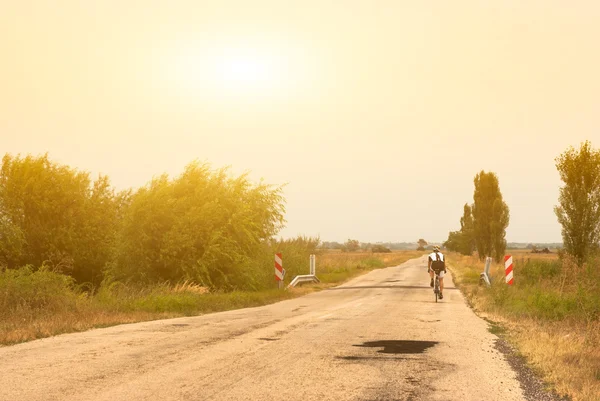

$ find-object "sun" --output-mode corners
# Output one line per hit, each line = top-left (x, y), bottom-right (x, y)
(165, 43), (298, 101)
(215, 50), (273, 90)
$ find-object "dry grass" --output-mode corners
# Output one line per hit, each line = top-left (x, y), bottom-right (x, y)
(171, 281), (210, 294)
(316, 250), (424, 284)
(506, 248), (561, 261)
(448, 252), (600, 401)
(319, 250), (423, 267)
(0, 288), (306, 346)
(1, 251), (422, 346)
(510, 319), (600, 401)
(0, 310), (163, 345)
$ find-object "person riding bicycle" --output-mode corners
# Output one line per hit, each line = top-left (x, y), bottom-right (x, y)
(428, 245), (446, 299)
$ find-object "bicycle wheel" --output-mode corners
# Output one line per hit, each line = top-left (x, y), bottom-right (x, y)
(434, 277), (438, 303)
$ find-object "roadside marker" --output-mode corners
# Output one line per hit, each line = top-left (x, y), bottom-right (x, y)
(480, 256), (492, 287)
(287, 254), (320, 288)
(504, 255), (514, 285)
(275, 253), (284, 284)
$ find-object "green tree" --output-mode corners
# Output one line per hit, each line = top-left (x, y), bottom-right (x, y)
(72, 175), (125, 285)
(472, 171), (510, 262)
(371, 244), (392, 253)
(361, 242), (373, 251)
(417, 238), (427, 251)
(443, 204), (474, 256)
(320, 241), (343, 250)
(443, 231), (462, 253)
(458, 203), (475, 255)
(0, 212), (25, 268)
(0, 154), (121, 284)
(110, 162), (285, 290)
(555, 141), (600, 264)
(341, 239), (360, 252)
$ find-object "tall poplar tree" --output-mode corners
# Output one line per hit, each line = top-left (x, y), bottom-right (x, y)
(472, 171), (510, 262)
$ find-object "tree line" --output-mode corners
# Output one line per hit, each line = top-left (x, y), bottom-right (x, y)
(2, 140), (598, 292)
(320, 241), (420, 251)
(444, 141), (600, 265)
(0, 154), (312, 290)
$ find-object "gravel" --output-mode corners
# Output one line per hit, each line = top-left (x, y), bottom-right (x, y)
(494, 337), (571, 401)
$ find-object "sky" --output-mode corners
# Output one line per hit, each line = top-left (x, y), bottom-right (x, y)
(1, 1), (599, 243)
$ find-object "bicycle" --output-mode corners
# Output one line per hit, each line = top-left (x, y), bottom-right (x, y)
(433, 271), (441, 302)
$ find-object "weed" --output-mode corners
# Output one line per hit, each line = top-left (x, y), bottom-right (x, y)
(1, 250), (421, 345)
(449, 252), (600, 401)
(483, 317), (507, 336)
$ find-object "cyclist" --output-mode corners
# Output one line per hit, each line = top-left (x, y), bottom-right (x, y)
(428, 245), (446, 299)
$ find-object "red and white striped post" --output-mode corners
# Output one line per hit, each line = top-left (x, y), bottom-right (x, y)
(504, 254), (514, 285)
(275, 253), (284, 289)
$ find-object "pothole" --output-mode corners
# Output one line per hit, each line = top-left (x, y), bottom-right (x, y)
(336, 356), (408, 361)
(353, 340), (439, 354)
(417, 318), (441, 323)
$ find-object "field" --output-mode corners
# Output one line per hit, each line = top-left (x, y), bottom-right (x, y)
(0, 250), (422, 346)
(506, 248), (561, 261)
(317, 250), (424, 284)
(448, 251), (600, 401)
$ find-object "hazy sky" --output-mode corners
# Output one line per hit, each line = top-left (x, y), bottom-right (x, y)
(2, 1), (599, 243)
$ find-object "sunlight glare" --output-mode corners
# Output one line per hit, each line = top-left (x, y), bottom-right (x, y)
(165, 43), (307, 102)
(216, 50), (272, 88)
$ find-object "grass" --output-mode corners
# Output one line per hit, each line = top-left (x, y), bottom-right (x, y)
(316, 251), (422, 284)
(0, 250), (422, 346)
(506, 248), (562, 261)
(448, 251), (600, 401)
(482, 316), (507, 336)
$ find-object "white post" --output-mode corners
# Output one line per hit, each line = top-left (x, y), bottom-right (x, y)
(480, 257), (492, 287)
(484, 257), (492, 278)
(287, 254), (320, 289)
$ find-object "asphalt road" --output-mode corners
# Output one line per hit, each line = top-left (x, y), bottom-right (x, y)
(0, 256), (527, 401)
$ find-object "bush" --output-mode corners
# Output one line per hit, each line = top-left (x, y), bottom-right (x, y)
(0, 266), (80, 317)
(0, 154), (122, 285)
(109, 162), (285, 291)
(371, 245), (391, 253)
(0, 154), (323, 295)
(341, 239), (360, 253)
(486, 257), (600, 321)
